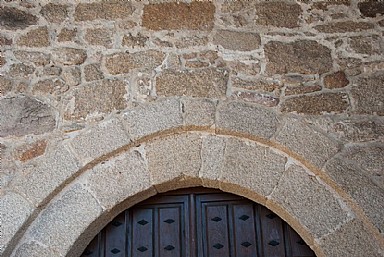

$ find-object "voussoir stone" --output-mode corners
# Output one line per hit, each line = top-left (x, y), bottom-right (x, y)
(270, 164), (352, 239)
(142, 2), (215, 31)
(64, 78), (126, 120)
(105, 50), (164, 74)
(0, 96), (56, 137)
(156, 68), (228, 98)
(145, 133), (202, 191)
(273, 117), (341, 168)
(85, 148), (152, 209)
(200, 135), (226, 186)
(0, 7), (38, 30)
(13, 242), (56, 257)
(281, 92), (350, 114)
(0, 192), (33, 256)
(74, 2), (135, 21)
(216, 101), (278, 139)
(121, 98), (183, 140)
(222, 137), (286, 198)
(17, 26), (49, 47)
(52, 48), (87, 65)
(213, 30), (261, 51)
(182, 98), (217, 127)
(27, 184), (102, 255)
(265, 40), (332, 75)
(70, 118), (131, 164)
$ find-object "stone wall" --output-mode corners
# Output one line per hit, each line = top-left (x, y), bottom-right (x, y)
(0, 1), (383, 256)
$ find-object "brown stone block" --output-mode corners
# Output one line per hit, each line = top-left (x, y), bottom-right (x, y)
(232, 77), (281, 95)
(122, 33), (149, 48)
(213, 30), (261, 51)
(17, 26), (49, 47)
(0, 76), (12, 96)
(74, 2), (135, 21)
(40, 3), (68, 23)
(84, 63), (104, 82)
(52, 48), (87, 65)
(142, 2), (215, 31)
(232, 91), (279, 107)
(0, 6), (38, 30)
(323, 71), (349, 89)
(13, 51), (50, 66)
(285, 85), (322, 96)
(265, 40), (332, 75)
(8, 63), (35, 78)
(0, 56), (5, 67)
(314, 21), (374, 33)
(85, 28), (113, 48)
(156, 68), (228, 98)
(17, 140), (47, 162)
(32, 78), (68, 96)
(358, 2), (384, 17)
(0, 34), (12, 45)
(255, 2), (302, 28)
(105, 50), (164, 74)
(58, 28), (77, 42)
(348, 36), (384, 55)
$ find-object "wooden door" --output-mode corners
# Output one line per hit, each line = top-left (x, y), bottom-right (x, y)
(81, 188), (315, 257)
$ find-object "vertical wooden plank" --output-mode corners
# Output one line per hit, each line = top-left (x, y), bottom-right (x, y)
(233, 203), (258, 257)
(259, 206), (286, 257)
(104, 213), (126, 257)
(131, 208), (154, 257)
(158, 206), (182, 257)
(285, 225), (315, 257)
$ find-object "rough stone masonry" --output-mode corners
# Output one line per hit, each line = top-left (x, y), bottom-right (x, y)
(0, 1), (383, 257)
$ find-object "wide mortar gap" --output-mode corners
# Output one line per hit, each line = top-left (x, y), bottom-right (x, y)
(8, 126), (383, 255)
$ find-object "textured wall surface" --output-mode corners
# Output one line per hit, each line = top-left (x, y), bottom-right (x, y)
(0, 0), (383, 256)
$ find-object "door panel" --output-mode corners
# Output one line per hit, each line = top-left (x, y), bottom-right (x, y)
(81, 188), (315, 257)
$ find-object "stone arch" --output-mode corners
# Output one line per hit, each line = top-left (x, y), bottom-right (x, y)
(4, 99), (384, 257)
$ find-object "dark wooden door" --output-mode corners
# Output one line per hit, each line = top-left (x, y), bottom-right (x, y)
(81, 188), (315, 257)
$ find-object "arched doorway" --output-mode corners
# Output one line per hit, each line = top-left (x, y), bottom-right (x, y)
(81, 188), (315, 257)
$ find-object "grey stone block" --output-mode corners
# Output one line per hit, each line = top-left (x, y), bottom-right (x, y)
(221, 137), (286, 198)
(320, 219), (383, 257)
(270, 164), (352, 238)
(70, 118), (131, 164)
(182, 98), (217, 127)
(0, 192), (33, 256)
(200, 135), (226, 187)
(27, 184), (102, 255)
(273, 117), (341, 168)
(86, 147), (153, 210)
(10, 145), (79, 206)
(216, 101), (278, 139)
(122, 98), (183, 140)
(145, 133), (202, 191)
(13, 242), (57, 257)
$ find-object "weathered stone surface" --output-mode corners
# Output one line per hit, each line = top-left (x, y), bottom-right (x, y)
(0, 76), (12, 96)
(8, 63), (35, 77)
(348, 36), (384, 55)
(143, 2), (214, 31)
(232, 91), (279, 107)
(156, 68), (228, 98)
(328, 118), (384, 142)
(281, 92), (349, 114)
(41, 3), (68, 23)
(320, 220), (382, 257)
(216, 101), (278, 139)
(85, 28), (113, 48)
(146, 133), (202, 188)
(182, 98), (217, 127)
(13, 242), (56, 257)
(228, 61), (260, 76)
(265, 40), (332, 75)
(32, 78), (68, 96)
(254, 2), (302, 28)
(351, 72), (384, 115)
(270, 164), (351, 238)
(312, 0), (350, 10)
(64, 79), (126, 120)
(52, 48), (87, 65)
(61, 66), (81, 87)
(174, 35), (209, 48)
(17, 140), (47, 162)
(0, 96), (56, 137)
(314, 22), (374, 33)
(122, 98), (183, 140)
(17, 26), (49, 47)
(105, 50), (164, 74)
(0, 56), (5, 67)
(42, 66), (62, 76)
(0, 7), (38, 30)
(86, 148), (152, 209)
(213, 30), (260, 51)
(200, 135), (226, 186)
(325, 157), (384, 232)
(274, 117), (341, 168)
(70, 118), (130, 164)
(222, 138), (286, 197)
(28, 184), (102, 254)
(323, 71), (349, 89)
(0, 34), (12, 45)
(122, 33), (149, 48)
(285, 85), (322, 95)
(84, 63), (104, 82)
(14, 51), (50, 66)
(358, 2), (384, 17)
(57, 28), (77, 42)
(10, 145), (79, 205)
(0, 192), (33, 256)
(232, 77), (281, 95)
(74, 2), (135, 21)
